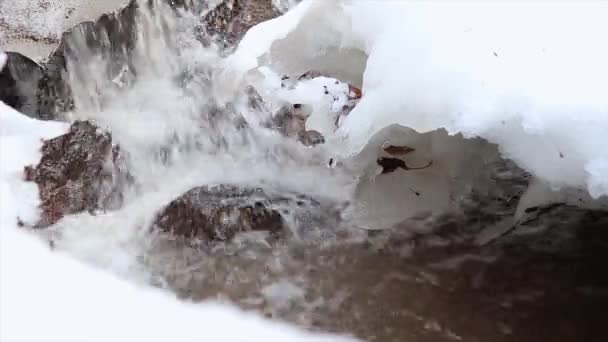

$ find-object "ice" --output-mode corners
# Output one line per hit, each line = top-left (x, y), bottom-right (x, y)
(222, 0), (608, 205)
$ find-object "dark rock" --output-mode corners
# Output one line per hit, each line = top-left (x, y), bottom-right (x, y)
(153, 185), (285, 242)
(3, 0), (281, 119)
(297, 130), (325, 147)
(0, 52), (44, 118)
(40, 0), (141, 118)
(1, 0), (141, 120)
(24, 121), (132, 227)
(198, 0), (282, 50)
(153, 184), (343, 243)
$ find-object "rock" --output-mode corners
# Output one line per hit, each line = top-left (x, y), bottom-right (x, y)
(0, 52), (44, 118)
(297, 130), (325, 147)
(153, 185), (285, 242)
(383, 145), (416, 156)
(24, 121), (132, 227)
(1, 0), (141, 120)
(265, 104), (304, 136)
(198, 0), (282, 50)
(376, 157), (434, 175)
(297, 70), (331, 81)
(3, 0), (280, 119)
(40, 0), (140, 118)
(153, 184), (343, 243)
(265, 105), (326, 147)
(2, 0), (280, 119)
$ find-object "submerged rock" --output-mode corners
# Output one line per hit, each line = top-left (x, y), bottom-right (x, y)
(153, 184), (343, 243)
(24, 121), (132, 227)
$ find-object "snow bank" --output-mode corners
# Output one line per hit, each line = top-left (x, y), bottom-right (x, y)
(0, 99), (355, 342)
(0, 101), (68, 226)
(0, 0), (129, 60)
(0, 227), (354, 342)
(223, 0), (608, 200)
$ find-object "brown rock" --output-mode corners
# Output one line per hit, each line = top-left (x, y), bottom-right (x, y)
(153, 184), (344, 243)
(199, 0), (282, 49)
(24, 120), (132, 227)
(153, 185), (285, 242)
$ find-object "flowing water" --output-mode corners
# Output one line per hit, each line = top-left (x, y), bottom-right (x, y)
(12, 1), (608, 341)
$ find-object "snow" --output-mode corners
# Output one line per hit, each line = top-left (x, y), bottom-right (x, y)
(0, 101), (68, 226)
(254, 68), (358, 136)
(222, 0), (608, 201)
(0, 0), (130, 60)
(0, 97), (355, 342)
(0, 225), (354, 342)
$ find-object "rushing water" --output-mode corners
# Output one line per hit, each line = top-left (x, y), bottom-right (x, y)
(14, 1), (608, 341)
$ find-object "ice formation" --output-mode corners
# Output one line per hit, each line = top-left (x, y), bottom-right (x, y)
(221, 0), (608, 206)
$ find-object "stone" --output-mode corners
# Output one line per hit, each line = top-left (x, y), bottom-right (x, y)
(153, 184), (343, 243)
(0, 52), (44, 118)
(24, 120), (132, 227)
(153, 185), (285, 242)
(198, 0), (282, 50)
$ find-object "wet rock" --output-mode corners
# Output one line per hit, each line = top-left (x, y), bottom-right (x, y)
(153, 184), (343, 243)
(267, 104), (305, 136)
(153, 185), (285, 242)
(199, 0), (282, 49)
(0, 52), (44, 118)
(24, 121), (132, 227)
(298, 130), (325, 147)
(1, 0), (139, 120)
(41, 1), (141, 118)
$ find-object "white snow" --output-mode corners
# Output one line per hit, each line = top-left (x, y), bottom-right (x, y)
(0, 0), (130, 60)
(254, 68), (358, 136)
(223, 0), (608, 201)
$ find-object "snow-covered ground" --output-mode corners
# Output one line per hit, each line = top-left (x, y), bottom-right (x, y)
(0, 0), (130, 60)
